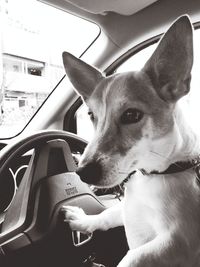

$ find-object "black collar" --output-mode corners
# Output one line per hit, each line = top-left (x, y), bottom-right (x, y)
(150, 161), (194, 175)
(140, 157), (200, 182)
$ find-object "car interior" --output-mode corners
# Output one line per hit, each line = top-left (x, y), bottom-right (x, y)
(0, 0), (200, 266)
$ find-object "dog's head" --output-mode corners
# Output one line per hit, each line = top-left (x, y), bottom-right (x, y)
(63, 15), (193, 188)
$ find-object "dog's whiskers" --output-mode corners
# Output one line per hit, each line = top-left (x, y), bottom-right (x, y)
(118, 171), (129, 175)
(150, 150), (169, 160)
(150, 150), (195, 170)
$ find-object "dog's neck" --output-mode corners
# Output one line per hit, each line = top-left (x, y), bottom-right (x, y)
(172, 103), (200, 161)
(141, 102), (200, 175)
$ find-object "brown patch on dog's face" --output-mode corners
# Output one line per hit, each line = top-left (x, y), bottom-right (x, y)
(79, 71), (177, 187)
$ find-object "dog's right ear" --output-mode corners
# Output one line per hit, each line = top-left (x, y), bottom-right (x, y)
(143, 15), (193, 103)
(62, 52), (103, 101)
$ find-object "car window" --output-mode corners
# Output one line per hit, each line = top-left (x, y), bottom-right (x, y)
(76, 28), (200, 141)
(0, 0), (99, 139)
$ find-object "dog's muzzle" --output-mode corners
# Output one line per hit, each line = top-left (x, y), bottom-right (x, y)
(76, 161), (102, 185)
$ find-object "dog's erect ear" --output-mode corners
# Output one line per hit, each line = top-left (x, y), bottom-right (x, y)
(143, 15), (193, 102)
(62, 52), (103, 101)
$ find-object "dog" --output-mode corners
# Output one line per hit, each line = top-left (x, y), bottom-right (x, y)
(62, 15), (200, 266)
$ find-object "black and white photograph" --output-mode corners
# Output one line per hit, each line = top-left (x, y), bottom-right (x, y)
(0, 0), (200, 266)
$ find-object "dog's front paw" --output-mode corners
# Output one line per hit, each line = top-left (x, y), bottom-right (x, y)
(61, 205), (98, 234)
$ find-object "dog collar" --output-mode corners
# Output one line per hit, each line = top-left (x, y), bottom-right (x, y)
(141, 156), (200, 183)
(150, 161), (194, 175)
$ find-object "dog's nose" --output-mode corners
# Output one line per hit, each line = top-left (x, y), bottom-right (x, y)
(76, 161), (102, 184)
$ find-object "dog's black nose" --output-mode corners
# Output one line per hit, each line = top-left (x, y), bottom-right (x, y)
(76, 161), (102, 184)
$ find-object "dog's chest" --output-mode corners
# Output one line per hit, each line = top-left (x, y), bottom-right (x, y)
(122, 171), (179, 249)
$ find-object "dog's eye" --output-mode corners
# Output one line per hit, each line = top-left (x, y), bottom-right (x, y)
(88, 111), (94, 121)
(121, 108), (144, 124)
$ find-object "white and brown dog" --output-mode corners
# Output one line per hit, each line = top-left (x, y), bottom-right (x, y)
(62, 16), (200, 267)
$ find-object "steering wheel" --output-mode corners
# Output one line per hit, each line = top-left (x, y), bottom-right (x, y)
(0, 130), (106, 266)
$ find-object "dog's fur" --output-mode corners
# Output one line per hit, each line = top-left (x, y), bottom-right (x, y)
(62, 16), (200, 266)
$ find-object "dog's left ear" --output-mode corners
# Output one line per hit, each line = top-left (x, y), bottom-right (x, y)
(143, 15), (193, 102)
(62, 52), (103, 101)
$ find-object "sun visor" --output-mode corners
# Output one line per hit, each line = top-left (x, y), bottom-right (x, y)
(63, 0), (158, 15)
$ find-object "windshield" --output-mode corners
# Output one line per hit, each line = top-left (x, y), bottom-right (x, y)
(0, 0), (99, 138)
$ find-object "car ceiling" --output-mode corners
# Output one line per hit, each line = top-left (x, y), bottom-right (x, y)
(40, 0), (159, 16)
(54, 0), (159, 15)
(40, 0), (200, 51)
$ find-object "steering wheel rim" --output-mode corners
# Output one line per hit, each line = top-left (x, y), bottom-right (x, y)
(0, 130), (88, 247)
(0, 130), (87, 177)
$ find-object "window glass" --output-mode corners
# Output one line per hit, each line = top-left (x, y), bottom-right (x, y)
(76, 28), (200, 141)
(0, 0), (99, 138)
(117, 44), (156, 72)
(76, 104), (94, 141)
